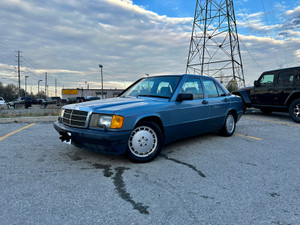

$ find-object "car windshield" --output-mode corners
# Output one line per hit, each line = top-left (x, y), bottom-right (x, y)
(121, 76), (181, 99)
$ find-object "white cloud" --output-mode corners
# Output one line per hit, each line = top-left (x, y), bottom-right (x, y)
(295, 49), (300, 58)
(285, 6), (300, 16)
(0, 0), (299, 95)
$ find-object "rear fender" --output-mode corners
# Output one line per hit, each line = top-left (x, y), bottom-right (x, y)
(285, 91), (300, 106)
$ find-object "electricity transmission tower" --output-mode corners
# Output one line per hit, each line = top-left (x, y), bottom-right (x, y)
(186, 0), (245, 90)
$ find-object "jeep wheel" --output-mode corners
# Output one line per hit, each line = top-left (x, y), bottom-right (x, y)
(289, 99), (300, 123)
(126, 121), (163, 163)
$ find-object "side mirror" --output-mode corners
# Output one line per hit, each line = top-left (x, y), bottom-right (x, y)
(254, 80), (260, 87)
(176, 93), (193, 102)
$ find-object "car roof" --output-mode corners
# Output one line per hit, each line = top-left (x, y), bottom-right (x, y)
(262, 66), (300, 74)
(147, 74), (216, 79)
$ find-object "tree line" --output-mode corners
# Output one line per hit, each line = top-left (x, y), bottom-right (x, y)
(0, 82), (46, 102)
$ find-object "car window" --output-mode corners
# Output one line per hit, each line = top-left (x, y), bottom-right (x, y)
(157, 82), (173, 97)
(294, 73), (300, 85)
(278, 71), (294, 85)
(259, 74), (274, 86)
(203, 79), (219, 98)
(125, 80), (155, 96)
(216, 84), (226, 96)
(180, 78), (204, 99)
(121, 76), (181, 99)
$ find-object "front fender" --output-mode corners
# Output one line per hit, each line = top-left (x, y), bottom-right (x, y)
(232, 90), (251, 104)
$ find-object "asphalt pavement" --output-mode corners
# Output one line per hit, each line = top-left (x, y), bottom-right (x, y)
(0, 111), (299, 225)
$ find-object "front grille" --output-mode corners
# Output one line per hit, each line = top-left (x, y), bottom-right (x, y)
(62, 109), (88, 128)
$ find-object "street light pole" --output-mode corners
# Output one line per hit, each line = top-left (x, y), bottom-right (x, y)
(38, 80), (42, 98)
(25, 76), (29, 96)
(99, 64), (103, 99)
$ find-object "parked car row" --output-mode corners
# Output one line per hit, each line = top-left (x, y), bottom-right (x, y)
(65, 96), (101, 104)
(7, 97), (34, 109)
(4, 95), (102, 109)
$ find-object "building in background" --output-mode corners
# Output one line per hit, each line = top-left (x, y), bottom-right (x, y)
(62, 88), (124, 100)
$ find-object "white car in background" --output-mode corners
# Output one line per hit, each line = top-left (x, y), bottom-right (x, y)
(0, 97), (5, 108)
(0, 97), (5, 105)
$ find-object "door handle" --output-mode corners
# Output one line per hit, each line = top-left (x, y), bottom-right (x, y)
(202, 100), (208, 104)
(224, 98), (229, 102)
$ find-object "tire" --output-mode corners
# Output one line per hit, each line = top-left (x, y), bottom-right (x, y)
(220, 112), (236, 136)
(126, 121), (163, 163)
(289, 99), (300, 123)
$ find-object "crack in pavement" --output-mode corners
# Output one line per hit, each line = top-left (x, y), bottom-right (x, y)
(91, 163), (150, 215)
(160, 154), (206, 178)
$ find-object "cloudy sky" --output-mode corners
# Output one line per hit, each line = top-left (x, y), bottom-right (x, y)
(0, 0), (299, 96)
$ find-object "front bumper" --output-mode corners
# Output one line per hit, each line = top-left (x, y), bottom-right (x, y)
(53, 121), (131, 155)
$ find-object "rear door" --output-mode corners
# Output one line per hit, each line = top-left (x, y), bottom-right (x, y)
(273, 70), (296, 105)
(202, 78), (230, 129)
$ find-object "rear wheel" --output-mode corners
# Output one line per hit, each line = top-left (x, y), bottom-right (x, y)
(220, 112), (236, 136)
(126, 121), (163, 163)
(289, 99), (300, 123)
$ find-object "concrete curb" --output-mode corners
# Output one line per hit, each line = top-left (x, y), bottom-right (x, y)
(0, 116), (58, 124)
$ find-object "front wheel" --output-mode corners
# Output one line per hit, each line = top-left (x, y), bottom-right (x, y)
(126, 121), (163, 163)
(220, 112), (236, 136)
(289, 99), (300, 123)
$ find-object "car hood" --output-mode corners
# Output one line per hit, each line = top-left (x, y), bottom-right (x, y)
(238, 86), (253, 91)
(65, 97), (169, 114)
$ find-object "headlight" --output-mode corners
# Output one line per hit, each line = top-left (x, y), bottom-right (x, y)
(99, 115), (113, 127)
(59, 109), (65, 118)
(89, 114), (124, 129)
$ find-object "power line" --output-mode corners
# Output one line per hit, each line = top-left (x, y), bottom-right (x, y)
(239, 39), (261, 68)
(260, 0), (280, 67)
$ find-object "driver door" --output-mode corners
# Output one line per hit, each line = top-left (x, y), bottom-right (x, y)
(165, 77), (210, 141)
(251, 73), (275, 105)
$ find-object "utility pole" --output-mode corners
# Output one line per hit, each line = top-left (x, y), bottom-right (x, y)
(17, 50), (21, 99)
(99, 64), (103, 99)
(186, 0), (245, 89)
(55, 78), (57, 96)
(45, 72), (47, 98)
(38, 80), (42, 98)
(25, 76), (29, 96)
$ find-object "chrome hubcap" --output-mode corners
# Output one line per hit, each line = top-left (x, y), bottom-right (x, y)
(294, 104), (300, 118)
(129, 126), (157, 157)
(226, 114), (235, 134)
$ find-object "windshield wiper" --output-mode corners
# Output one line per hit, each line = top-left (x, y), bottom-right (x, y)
(137, 94), (170, 99)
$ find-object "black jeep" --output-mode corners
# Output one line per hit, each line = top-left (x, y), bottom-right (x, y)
(233, 66), (300, 123)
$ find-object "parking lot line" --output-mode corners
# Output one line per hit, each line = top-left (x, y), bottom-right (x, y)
(244, 116), (300, 127)
(234, 133), (263, 141)
(0, 123), (36, 141)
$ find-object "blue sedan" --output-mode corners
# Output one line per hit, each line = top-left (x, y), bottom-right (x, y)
(54, 74), (243, 162)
